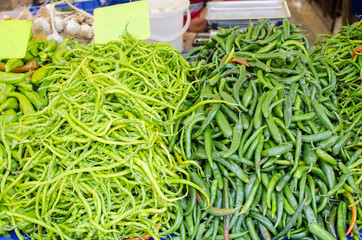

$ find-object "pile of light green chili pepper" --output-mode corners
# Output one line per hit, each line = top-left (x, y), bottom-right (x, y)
(170, 19), (362, 240)
(0, 33), (207, 239)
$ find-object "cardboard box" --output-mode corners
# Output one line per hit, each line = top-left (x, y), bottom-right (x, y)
(0, 0), (32, 10)
(12, 0), (33, 8)
(0, 0), (13, 11)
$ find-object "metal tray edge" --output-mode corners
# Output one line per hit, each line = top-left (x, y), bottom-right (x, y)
(205, 0), (291, 21)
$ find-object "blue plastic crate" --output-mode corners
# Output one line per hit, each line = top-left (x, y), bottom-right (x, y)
(1, 228), (362, 240)
(108, 0), (134, 5)
(0, 230), (178, 240)
(29, 0), (106, 15)
(28, 0), (132, 15)
(0, 231), (17, 240)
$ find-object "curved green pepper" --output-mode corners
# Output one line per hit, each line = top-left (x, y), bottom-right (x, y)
(52, 48), (69, 66)
(21, 89), (47, 110)
(5, 83), (16, 92)
(0, 97), (18, 112)
(14, 81), (33, 92)
(0, 83), (7, 104)
(1, 109), (18, 123)
(0, 93), (6, 104)
(44, 39), (58, 52)
(31, 67), (50, 85)
(0, 72), (25, 84)
(5, 92), (35, 115)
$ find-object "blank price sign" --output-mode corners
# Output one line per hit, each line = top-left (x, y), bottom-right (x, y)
(0, 20), (32, 59)
(94, 1), (150, 43)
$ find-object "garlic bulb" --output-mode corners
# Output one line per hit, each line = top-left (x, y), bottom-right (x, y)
(32, 17), (51, 35)
(54, 16), (64, 33)
(65, 18), (80, 36)
(79, 23), (94, 39)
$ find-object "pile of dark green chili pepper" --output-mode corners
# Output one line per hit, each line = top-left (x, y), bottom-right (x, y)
(0, 33), (207, 239)
(168, 19), (362, 240)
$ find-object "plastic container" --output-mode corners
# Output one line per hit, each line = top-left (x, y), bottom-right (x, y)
(146, 0), (191, 52)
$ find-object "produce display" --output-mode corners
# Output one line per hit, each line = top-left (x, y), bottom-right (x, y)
(0, 17), (361, 240)
(177, 19), (362, 239)
(0, 33), (203, 239)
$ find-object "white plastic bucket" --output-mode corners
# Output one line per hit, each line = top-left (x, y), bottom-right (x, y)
(146, 0), (191, 51)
